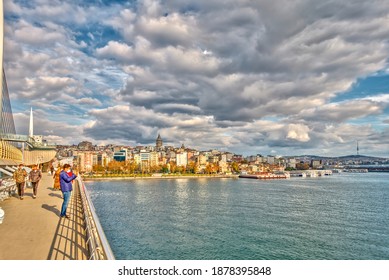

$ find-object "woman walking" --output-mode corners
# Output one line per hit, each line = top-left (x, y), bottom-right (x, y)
(53, 166), (61, 191)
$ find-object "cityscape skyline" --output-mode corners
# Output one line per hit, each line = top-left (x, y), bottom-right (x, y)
(3, 0), (389, 157)
(59, 135), (389, 176)
(61, 136), (387, 161)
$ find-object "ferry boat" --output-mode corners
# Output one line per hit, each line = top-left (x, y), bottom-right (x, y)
(239, 172), (289, 180)
(343, 169), (368, 173)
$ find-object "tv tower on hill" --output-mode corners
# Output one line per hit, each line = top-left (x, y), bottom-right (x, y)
(357, 140), (359, 156)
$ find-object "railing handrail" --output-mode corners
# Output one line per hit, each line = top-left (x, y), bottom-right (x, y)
(0, 178), (16, 201)
(77, 176), (115, 260)
(0, 133), (57, 148)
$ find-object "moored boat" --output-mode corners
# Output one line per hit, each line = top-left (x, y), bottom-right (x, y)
(239, 172), (288, 180)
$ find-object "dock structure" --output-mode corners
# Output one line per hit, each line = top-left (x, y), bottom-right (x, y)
(0, 173), (89, 260)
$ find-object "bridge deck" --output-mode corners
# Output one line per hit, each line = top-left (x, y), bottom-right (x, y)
(0, 173), (89, 259)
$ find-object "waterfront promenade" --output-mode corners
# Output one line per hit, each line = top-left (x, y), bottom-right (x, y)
(0, 173), (89, 260)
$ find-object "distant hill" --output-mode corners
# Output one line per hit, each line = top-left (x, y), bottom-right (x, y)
(337, 155), (369, 159)
(291, 155), (387, 161)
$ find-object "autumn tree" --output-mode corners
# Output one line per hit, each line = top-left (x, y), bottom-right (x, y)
(230, 162), (240, 173)
(161, 164), (169, 173)
(187, 161), (198, 174)
(296, 163), (310, 170)
(205, 163), (218, 174)
(166, 161), (175, 173)
(107, 160), (125, 172)
(92, 164), (105, 172)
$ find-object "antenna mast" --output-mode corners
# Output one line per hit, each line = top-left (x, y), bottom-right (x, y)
(357, 141), (359, 156)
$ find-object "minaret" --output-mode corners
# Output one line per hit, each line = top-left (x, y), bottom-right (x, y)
(29, 107), (33, 137)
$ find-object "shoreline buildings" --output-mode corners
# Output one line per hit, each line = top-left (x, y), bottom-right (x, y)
(56, 134), (389, 175)
(55, 135), (318, 174)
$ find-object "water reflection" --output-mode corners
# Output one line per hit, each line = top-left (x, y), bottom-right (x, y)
(86, 173), (389, 260)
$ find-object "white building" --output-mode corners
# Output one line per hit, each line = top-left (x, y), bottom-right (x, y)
(267, 156), (275, 164)
(176, 152), (188, 167)
(150, 151), (159, 167)
(287, 158), (297, 169)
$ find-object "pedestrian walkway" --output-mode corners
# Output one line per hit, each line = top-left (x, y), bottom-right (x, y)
(0, 173), (89, 260)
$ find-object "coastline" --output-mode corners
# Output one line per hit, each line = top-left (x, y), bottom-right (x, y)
(82, 174), (239, 181)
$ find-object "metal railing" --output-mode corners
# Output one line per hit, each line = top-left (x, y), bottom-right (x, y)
(76, 176), (115, 260)
(0, 133), (29, 142)
(0, 133), (56, 149)
(0, 177), (16, 201)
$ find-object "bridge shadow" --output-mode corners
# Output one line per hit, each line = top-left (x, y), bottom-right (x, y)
(48, 193), (63, 199)
(47, 185), (89, 260)
(23, 192), (34, 198)
(42, 204), (61, 217)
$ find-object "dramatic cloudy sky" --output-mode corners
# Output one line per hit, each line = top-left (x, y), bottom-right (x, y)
(3, 0), (389, 157)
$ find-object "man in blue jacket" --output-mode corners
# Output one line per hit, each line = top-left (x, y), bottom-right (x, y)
(59, 164), (77, 218)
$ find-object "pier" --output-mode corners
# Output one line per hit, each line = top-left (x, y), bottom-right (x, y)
(0, 173), (114, 260)
(344, 166), (389, 172)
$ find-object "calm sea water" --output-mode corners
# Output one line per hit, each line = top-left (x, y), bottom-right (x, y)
(86, 173), (389, 260)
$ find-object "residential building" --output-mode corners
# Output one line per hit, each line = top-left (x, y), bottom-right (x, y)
(287, 158), (297, 169)
(150, 151), (159, 167)
(267, 156), (275, 165)
(113, 150), (127, 162)
(140, 150), (150, 171)
(220, 154), (228, 163)
(208, 155), (219, 163)
(133, 154), (141, 166)
(311, 160), (322, 169)
(77, 152), (94, 172)
(198, 154), (207, 165)
(97, 152), (111, 167)
(176, 152), (188, 167)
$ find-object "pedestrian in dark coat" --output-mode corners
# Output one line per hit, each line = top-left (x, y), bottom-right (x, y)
(29, 164), (42, 199)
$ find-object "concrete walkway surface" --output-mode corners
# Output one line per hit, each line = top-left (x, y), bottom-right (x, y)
(0, 173), (89, 260)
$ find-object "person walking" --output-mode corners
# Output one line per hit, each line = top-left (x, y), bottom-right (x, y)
(59, 164), (77, 218)
(29, 164), (42, 199)
(13, 164), (28, 200)
(53, 166), (61, 191)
